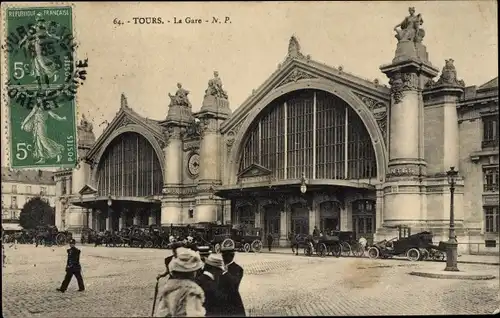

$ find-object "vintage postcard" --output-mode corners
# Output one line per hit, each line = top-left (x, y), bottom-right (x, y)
(1, 1), (498, 317)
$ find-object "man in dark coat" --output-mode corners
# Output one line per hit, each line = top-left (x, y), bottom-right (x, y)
(221, 240), (244, 290)
(219, 239), (246, 316)
(57, 239), (85, 292)
(289, 231), (299, 255)
(267, 233), (274, 251)
(196, 254), (227, 317)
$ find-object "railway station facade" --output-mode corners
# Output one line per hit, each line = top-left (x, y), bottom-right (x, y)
(55, 27), (498, 254)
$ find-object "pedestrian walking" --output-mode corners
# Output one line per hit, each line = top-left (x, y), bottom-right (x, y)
(221, 239), (244, 290)
(56, 239), (85, 293)
(267, 233), (274, 251)
(154, 247), (205, 317)
(196, 253), (227, 317)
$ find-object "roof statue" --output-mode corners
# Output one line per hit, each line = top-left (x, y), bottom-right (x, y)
(393, 7), (425, 43)
(168, 83), (191, 107)
(286, 35), (305, 60)
(120, 93), (129, 109)
(204, 71), (228, 99)
(426, 59), (465, 89)
(78, 113), (93, 133)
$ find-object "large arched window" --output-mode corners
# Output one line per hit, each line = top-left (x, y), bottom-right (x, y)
(96, 132), (163, 197)
(239, 89), (376, 180)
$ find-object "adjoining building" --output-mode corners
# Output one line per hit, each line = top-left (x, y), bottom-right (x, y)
(57, 13), (498, 254)
(1, 167), (57, 231)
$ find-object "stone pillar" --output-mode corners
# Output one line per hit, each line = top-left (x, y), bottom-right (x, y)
(133, 211), (140, 226)
(380, 38), (439, 229)
(421, 60), (466, 238)
(254, 205), (262, 228)
(72, 159), (89, 194)
(119, 212), (125, 230)
(308, 203), (317, 235)
(106, 208), (112, 231)
(148, 210), (156, 226)
(195, 81), (231, 224)
(279, 202), (290, 247)
(223, 200), (231, 224)
(161, 126), (184, 225)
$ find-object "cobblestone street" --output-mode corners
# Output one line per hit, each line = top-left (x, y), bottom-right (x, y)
(2, 245), (499, 317)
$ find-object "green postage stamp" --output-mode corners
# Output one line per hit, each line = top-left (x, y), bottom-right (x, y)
(5, 6), (84, 169)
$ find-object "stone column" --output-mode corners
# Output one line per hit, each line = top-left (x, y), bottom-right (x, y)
(279, 202), (290, 247)
(308, 203), (317, 235)
(72, 159), (89, 194)
(118, 212), (125, 230)
(161, 126), (183, 225)
(195, 88), (231, 224)
(148, 210), (156, 226)
(380, 39), (439, 230)
(422, 60), (466, 238)
(133, 209), (140, 226)
(254, 204), (262, 228)
(106, 208), (112, 231)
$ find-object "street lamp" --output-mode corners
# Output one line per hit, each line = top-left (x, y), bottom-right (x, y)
(107, 194), (112, 207)
(445, 166), (459, 272)
(300, 172), (308, 194)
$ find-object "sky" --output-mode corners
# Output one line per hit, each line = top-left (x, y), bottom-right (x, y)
(0, 1), (498, 169)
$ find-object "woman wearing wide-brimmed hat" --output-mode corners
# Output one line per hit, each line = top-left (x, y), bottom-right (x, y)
(154, 247), (205, 317)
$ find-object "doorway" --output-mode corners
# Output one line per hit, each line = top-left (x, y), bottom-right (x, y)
(319, 201), (341, 233)
(291, 203), (309, 235)
(264, 205), (280, 243)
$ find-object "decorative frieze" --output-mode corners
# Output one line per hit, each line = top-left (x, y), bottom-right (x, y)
(161, 186), (197, 197)
(353, 92), (388, 143)
(386, 166), (419, 178)
(276, 69), (316, 88)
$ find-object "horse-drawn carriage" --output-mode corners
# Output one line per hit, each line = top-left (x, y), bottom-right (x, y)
(194, 223), (263, 253)
(300, 230), (366, 258)
(366, 225), (446, 261)
(34, 225), (72, 246)
(80, 227), (99, 245)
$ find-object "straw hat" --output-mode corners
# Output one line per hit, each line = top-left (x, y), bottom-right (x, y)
(168, 247), (203, 273)
(205, 254), (226, 272)
(198, 246), (211, 257)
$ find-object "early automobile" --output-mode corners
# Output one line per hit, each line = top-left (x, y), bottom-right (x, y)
(366, 225), (446, 261)
(195, 223), (263, 253)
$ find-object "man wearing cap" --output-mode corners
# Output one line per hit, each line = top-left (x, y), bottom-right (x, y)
(221, 240), (244, 290)
(196, 253), (227, 317)
(219, 240), (246, 316)
(155, 247), (205, 317)
(56, 239), (85, 293)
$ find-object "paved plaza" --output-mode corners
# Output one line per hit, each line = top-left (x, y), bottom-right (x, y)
(2, 244), (499, 317)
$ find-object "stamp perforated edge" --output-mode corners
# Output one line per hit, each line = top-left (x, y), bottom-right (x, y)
(1, 2), (79, 170)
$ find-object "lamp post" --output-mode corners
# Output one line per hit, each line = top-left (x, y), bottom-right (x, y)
(107, 194), (113, 233)
(300, 172), (308, 194)
(445, 166), (459, 272)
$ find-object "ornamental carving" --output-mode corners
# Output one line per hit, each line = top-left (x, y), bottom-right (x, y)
(118, 116), (134, 128)
(386, 167), (418, 178)
(277, 69), (315, 88)
(425, 59), (465, 89)
(204, 71), (228, 100)
(161, 186), (198, 197)
(389, 72), (418, 104)
(286, 35), (305, 61)
(200, 118), (218, 134)
(353, 93), (388, 143)
(183, 120), (202, 140)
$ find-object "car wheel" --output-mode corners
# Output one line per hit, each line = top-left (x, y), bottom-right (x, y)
(340, 242), (351, 257)
(214, 243), (221, 254)
(406, 248), (421, 262)
(367, 246), (380, 259)
(318, 243), (327, 257)
(243, 243), (251, 253)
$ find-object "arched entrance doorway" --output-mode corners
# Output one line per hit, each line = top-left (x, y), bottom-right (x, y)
(264, 204), (280, 242)
(352, 199), (376, 242)
(92, 132), (163, 231)
(319, 201), (341, 232)
(291, 202), (309, 235)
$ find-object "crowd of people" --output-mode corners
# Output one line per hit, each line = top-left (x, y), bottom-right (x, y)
(154, 238), (246, 317)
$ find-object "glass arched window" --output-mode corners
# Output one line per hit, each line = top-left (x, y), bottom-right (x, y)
(239, 89), (376, 180)
(96, 132), (163, 197)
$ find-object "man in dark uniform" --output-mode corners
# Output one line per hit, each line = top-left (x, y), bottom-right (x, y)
(196, 254), (227, 317)
(267, 233), (274, 252)
(57, 239), (85, 292)
(221, 239), (244, 290)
